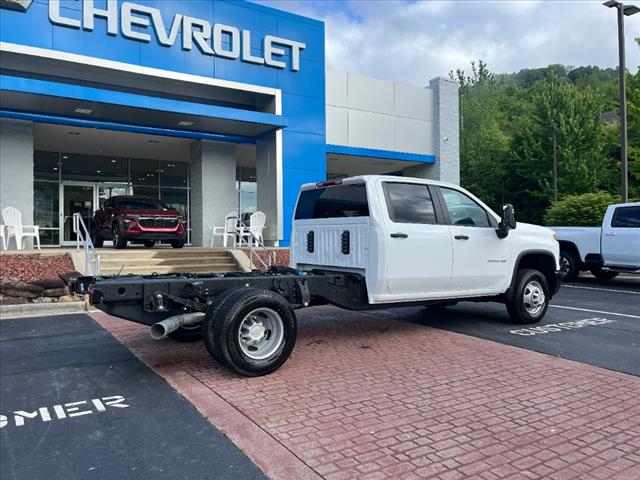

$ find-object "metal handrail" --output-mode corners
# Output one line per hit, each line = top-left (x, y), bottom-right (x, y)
(236, 217), (276, 271)
(73, 213), (101, 276)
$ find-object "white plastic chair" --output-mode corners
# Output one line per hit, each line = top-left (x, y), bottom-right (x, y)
(1, 207), (41, 250)
(239, 211), (266, 247)
(0, 224), (7, 251)
(211, 211), (239, 247)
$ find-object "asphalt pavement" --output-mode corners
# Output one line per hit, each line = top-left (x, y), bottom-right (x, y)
(373, 275), (640, 377)
(0, 314), (265, 480)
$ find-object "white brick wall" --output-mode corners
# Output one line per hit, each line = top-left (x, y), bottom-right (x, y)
(325, 69), (436, 157)
(325, 70), (460, 184)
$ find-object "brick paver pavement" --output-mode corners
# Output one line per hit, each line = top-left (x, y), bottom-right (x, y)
(93, 306), (640, 480)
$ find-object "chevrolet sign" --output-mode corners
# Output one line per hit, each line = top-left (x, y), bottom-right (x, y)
(8, 0), (306, 71)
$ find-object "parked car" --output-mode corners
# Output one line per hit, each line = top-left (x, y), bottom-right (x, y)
(74, 176), (561, 376)
(552, 202), (640, 281)
(90, 196), (187, 249)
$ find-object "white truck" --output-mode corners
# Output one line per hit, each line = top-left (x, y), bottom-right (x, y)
(552, 202), (640, 281)
(73, 175), (561, 376)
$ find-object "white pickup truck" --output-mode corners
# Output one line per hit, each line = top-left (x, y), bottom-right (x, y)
(73, 175), (561, 376)
(553, 202), (640, 281)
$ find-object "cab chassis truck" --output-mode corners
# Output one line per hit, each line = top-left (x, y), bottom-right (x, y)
(74, 176), (561, 377)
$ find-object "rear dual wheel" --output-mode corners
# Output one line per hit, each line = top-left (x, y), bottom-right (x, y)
(202, 288), (297, 377)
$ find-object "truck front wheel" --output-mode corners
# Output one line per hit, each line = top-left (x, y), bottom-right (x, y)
(202, 288), (297, 377)
(559, 249), (579, 282)
(506, 269), (550, 324)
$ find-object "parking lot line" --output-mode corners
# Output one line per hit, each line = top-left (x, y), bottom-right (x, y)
(563, 284), (640, 295)
(550, 304), (640, 319)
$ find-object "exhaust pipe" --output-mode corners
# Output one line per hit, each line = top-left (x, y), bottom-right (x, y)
(150, 312), (204, 339)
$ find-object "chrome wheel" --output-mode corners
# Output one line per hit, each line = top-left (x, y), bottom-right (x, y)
(238, 307), (284, 360)
(523, 280), (546, 316)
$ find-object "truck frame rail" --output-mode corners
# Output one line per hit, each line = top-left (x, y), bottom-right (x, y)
(74, 267), (371, 326)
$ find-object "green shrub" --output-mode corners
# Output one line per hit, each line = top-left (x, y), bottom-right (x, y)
(543, 192), (619, 226)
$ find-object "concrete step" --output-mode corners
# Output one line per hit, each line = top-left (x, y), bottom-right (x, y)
(100, 262), (239, 275)
(100, 256), (234, 267)
(97, 249), (229, 259)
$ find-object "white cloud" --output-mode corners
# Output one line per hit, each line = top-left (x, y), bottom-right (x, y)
(258, 0), (640, 86)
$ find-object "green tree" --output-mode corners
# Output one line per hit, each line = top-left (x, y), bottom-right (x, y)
(507, 71), (607, 223)
(626, 67), (640, 198)
(450, 61), (510, 211)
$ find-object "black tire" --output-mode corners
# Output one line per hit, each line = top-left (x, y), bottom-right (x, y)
(559, 249), (579, 282)
(200, 289), (248, 367)
(590, 268), (619, 281)
(167, 324), (202, 342)
(202, 288), (297, 377)
(143, 240), (156, 248)
(171, 238), (185, 249)
(90, 228), (104, 248)
(506, 269), (550, 324)
(113, 223), (127, 249)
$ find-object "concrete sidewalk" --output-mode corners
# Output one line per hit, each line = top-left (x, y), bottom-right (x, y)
(93, 306), (640, 480)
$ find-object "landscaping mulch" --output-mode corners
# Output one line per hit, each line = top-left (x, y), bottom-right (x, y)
(0, 254), (75, 283)
(250, 249), (290, 269)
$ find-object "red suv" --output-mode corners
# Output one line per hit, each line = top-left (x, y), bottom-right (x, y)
(91, 196), (187, 249)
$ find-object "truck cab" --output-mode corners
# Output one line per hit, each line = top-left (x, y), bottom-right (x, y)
(292, 176), (560, 311)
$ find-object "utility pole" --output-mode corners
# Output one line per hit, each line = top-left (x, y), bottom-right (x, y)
(552, 124), (558, 202)
(604, 0), (640, 202)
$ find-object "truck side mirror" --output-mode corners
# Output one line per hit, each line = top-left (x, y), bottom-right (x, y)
(496, 204), (516, 239)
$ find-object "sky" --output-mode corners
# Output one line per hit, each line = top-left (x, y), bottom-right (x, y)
(258, 0), (640, 87)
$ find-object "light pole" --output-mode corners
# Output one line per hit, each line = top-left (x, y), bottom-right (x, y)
(603, 0), (639, 203)
(551, 123), (558, 202)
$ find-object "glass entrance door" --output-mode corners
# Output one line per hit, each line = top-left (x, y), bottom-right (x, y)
(61, 183), (96, 245)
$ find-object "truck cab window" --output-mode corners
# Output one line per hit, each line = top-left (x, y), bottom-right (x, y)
(295, 184), (369, 219)
(611, 206), (640, 228)
(384, 183), (437, 224)
(440, 188), (490, 227)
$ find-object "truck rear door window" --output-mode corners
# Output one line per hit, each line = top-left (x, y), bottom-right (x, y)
(383, 182), (437, 224)
(611, 206), (640, 228)
(295, 184), (369, 219)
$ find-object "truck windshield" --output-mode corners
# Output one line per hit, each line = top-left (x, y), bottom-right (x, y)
(295, 184), (369, 219)
(118, 198), (169, 210)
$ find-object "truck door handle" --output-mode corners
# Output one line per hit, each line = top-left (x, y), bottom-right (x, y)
(454, 235), (469, 240)
(390, 233), (408, 239)
(604, 232), (616, 236)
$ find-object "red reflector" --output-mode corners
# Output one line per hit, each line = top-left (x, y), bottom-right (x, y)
(315, 179), (343, 188)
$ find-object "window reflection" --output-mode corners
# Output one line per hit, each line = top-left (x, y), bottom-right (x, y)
(61, 154), (128, 182)
(32, 151), (191, 246)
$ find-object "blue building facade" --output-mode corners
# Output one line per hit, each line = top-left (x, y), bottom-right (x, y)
(0, 0), (458, 249)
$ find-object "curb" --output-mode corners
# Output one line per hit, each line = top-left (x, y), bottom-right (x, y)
(0, 300), (88, 319)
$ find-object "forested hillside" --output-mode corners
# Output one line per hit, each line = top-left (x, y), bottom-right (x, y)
(451, 61), (640, 225)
